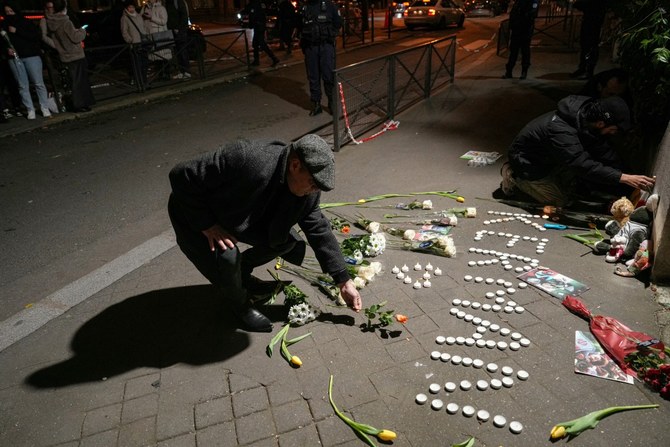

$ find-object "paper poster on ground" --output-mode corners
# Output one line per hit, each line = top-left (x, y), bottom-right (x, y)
(517, 267), (589, 299)
(574, 331), (635, 384)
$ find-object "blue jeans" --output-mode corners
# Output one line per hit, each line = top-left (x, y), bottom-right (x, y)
(8, 56), (49, 113)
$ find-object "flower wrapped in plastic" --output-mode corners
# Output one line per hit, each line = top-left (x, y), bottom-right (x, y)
(387, 234), (456, 258)
(562, 295), (666, 378)
(288, 302), (321, 326)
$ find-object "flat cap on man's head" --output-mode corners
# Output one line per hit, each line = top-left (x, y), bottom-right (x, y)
(598, 96), (631, 131)
(291, 134), (335, 191)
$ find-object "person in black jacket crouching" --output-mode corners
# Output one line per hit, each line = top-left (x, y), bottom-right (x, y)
(500, 95), (655, 207)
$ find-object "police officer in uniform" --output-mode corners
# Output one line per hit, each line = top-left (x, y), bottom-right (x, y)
(299, 0), (341, 116)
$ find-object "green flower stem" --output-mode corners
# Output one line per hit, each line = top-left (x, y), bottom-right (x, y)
(410, 190), (461, 200)
(328, 375), (380, 447)
(452, 436), (475, 447)
(321, 193), (412, 209)
(285, 332), (312, 346)
(550, 404), (659, 440)
(266, 324), (290, 358)
(564, 229), (604, 247)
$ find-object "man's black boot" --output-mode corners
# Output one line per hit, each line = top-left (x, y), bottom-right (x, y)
(231, 300), (273, 332)
(520, 68), (528, 80)
(309, 102), (323, 116)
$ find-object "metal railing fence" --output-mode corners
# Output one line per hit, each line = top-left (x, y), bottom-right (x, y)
(328, 35), (456, 151)
(193, 29), (250, 78)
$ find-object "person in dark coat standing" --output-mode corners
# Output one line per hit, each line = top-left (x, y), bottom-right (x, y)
(244, 0), (279, 67)
(45, 0), (95, 112)
(165, 0), (191, 79)
(168, 134), (363, 332)
(299, 0), (341, 116)
(571, 0), (607, 80)
(278, 0), (297, 55)
(500, 95), (655, 206)
(502, 0), (538, 80)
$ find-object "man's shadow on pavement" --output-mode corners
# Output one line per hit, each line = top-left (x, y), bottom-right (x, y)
(249, 74), (313, 113)
(25, 285), (250, 389)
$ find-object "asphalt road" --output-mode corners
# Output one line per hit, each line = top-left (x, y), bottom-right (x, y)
(0, 17), (503, 321)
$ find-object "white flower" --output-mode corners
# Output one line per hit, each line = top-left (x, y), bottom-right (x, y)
(364, 233), (386, 257)
(466, 207), (477, 218)
(403, 229), (416, 240)
(356, 265), (377, 282)
(353, 276), (367, 289)
(369, 261), (383, 275)
(353, 249), (363, 263)
(288, 303), (321, 325)
(437, 235), (457, 257)
(446, 215), (458, 226)
(422, 200), (433, 210)
(366, 221), (381, 233)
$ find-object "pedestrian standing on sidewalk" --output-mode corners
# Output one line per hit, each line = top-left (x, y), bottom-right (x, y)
(168, 134), (363, 332)
(278, 0), (298, 55)
(500, 95), (655, 206)
(120, 0), (149, 88)
(165, 0), (191, 79)
(244, 0), (280, 67)
(299, 0), (341, 116)
(570, 0), (607, 80)
(141, 0), (172, 77)
(502, 0), (538, 80)
(45, 0), (95, 113)
(1, 0), (52, 119)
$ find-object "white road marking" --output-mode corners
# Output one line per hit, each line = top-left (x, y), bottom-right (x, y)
(0, 230), (176, 352)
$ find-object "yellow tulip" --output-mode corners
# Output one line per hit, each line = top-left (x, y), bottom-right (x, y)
(358, 199), (366, 203)
(290, 356), (302, 367)
(550, 425), (567, 440)
(377, 429), (397, 441)
(456, 196), (465, 203)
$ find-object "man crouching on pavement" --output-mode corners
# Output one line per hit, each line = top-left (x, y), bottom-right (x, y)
(168, 134), (362, 332)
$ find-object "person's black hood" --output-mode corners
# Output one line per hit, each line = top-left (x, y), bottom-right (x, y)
(555, 95), (590, 129)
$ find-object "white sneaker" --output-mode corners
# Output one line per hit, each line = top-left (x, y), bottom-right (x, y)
(41, 107), (52, 118)
(183, 72), (192, 79)
(172, 73), (184, 80)
(27, 110), (36, 120)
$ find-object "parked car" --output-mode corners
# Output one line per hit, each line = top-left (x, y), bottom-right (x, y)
(404, 0), (465, 30)
(464, 0), (502, 17)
